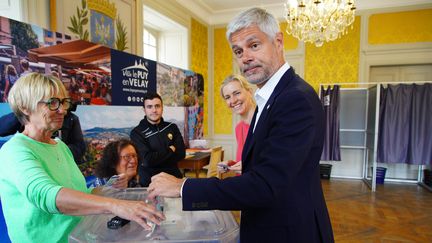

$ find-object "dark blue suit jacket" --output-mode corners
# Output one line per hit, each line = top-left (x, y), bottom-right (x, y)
(182, 68), (334, 243)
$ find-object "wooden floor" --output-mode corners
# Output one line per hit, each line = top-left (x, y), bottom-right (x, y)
(322, 179), (432, 242)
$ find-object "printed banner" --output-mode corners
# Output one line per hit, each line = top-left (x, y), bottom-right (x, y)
(111, 49), (156, 106)
(0, 16), (204, 176)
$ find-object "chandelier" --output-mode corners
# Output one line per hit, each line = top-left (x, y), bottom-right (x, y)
(284, 0), (356, 47)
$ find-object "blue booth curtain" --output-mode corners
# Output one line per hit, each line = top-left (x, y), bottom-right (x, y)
(320, 85), (341, 161)
(377, 83), (432, 165)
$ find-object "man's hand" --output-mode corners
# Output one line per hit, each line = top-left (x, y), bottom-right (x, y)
(147, 172), (185, 200)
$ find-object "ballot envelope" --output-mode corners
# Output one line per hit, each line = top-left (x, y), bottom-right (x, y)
(69, 188), (239, 243)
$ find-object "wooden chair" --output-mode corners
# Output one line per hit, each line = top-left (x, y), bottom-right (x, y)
(205, 146), (223, 178)
(184, 146), (223, 178)
(218, 170), (238, 179)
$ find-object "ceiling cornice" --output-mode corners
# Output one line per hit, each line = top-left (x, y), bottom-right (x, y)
(177, 0), (432, 25)
(175, 0), (213, 24)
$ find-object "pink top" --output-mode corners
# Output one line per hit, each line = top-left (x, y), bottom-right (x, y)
(235, 120), (250, 162)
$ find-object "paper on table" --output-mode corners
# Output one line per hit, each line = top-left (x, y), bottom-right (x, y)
(189, 139), (208, 149)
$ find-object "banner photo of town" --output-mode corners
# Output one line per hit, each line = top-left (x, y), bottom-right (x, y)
(0, 16), (204, 176)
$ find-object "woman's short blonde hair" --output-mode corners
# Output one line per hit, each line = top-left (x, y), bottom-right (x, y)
(8, 72), (68, 125)
(220, 74), (253, 98)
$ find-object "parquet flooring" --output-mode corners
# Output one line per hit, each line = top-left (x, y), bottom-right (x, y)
(322, 179), (432, 242)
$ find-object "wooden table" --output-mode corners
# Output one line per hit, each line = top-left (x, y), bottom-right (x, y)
(218, 170), (239, 179)
(178, 152), (211, 178)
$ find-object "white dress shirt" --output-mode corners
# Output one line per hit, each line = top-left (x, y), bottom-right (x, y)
(253, 62), (290, 131)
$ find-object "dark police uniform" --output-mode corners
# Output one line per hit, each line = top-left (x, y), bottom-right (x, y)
(130, 117), (185, 187)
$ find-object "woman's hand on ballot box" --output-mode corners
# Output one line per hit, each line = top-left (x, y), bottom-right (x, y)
(217, 160), (242, 174)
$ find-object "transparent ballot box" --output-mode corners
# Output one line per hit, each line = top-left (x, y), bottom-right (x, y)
(69, 188), (239, 243)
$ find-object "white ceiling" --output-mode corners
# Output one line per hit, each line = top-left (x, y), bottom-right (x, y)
(176, 0), (432, 25)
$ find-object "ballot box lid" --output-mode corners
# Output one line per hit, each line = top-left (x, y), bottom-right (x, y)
(69, 187), (239, 243)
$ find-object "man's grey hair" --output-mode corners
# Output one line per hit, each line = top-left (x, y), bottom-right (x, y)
(226, 7), (280, 41)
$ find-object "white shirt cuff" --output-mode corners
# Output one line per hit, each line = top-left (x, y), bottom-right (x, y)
(180, 178), (187, 197)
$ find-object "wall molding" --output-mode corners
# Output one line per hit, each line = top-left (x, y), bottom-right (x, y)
(356, 3), (432, 16)
(285, 41), (305, 78)
(363, 42), (432, 54)
(207, 134), (236, 161)
(358, 8), (432, 83)
(143, 0), (190, 28)
(361, 46), (432, 83)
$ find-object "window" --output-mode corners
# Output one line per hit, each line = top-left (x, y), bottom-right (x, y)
(143, 28), (157, 61)
(0, 1), (23, 22)
(143, 5), (188, 69)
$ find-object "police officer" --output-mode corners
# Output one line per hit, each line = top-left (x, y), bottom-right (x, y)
(130, 92), (185, 187)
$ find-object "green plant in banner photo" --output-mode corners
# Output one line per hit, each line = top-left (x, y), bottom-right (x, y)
(67, 0), (89, 41)
(115, 16), (128, 51)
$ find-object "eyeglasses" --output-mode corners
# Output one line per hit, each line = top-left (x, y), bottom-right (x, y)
(120, 153), (138, 161)
(39, 98), (72, 111)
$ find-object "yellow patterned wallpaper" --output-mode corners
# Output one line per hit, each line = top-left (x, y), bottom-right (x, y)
(280, 22), (299, 51)
(369, 9), (432, 44)
(213, 27), (234, 134)
(305, 16), (361, 91)
(212, 24), (299, 135)
(191, 18), (209, 135)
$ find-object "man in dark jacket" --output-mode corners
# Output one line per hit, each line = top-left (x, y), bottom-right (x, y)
(130, 92), (185, 187)
(0, 104), (86, 164)
(148, 8), (334, 243)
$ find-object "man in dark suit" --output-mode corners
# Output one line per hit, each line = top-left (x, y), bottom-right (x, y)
(148, 7), (334, 243)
